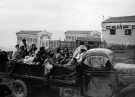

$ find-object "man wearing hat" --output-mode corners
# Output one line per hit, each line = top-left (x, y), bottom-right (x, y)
(19, 38), (28, 50)
(19, 38), (29, 57)
(73, 41), (87, 58)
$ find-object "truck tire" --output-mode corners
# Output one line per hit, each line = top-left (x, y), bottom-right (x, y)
(12, 79), (31, 97)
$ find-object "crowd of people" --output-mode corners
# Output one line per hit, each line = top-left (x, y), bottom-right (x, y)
(0, 49), (9, 62)
(0, 39), (88, 97)
(9, 39), (87, 76)
(12, 39), (86, 63)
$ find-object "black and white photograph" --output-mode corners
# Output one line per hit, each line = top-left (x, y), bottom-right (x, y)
(0, 0), (135, 97)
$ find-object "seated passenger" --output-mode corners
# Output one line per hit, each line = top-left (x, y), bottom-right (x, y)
(69, 52), (73, 59)
(55, 48), (61, 57)
(63, 47), (69, 56)
(44, 53), (58, 66)
(32, 52), (42, 65)
(43, 53), (56, 76)
(46, 48), (51, 57)
(60, 53), (70, 64)
(1, 51), (9, 62)
(12, 44), (19, 58)
(37, 46), (46, 56)
(39, 47), (46, 58)
(59, 49), (65, 61)
(12, 46), (25, 62)
(29, 44), (37, 57)
(55, 48), (62, 63)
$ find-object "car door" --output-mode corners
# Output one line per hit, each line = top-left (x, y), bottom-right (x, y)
(81, 56), (118, 97)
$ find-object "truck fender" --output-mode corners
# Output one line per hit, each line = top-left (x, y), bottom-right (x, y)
(115, 83), (135, 97)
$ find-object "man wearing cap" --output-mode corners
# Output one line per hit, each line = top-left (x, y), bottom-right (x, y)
(73, 41), (87, 59)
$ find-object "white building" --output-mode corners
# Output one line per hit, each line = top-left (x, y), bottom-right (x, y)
(16, 30), (52, 49)
(65, 30), (101, 41)
(102, 16), (135, 46)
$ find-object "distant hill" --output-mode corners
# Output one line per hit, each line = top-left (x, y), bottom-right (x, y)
(0, 47), (14, 51)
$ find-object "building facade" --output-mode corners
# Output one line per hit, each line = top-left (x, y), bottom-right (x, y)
(102, 16), (135, 46)
(65, 30), (101, 41)
(16, 30), (52, 49)
(76, 37), (101, 49)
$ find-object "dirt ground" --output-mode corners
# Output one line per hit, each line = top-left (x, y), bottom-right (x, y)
(112, 48), (135, 64)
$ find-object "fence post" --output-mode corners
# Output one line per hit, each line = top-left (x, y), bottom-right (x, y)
(71, 41), (72, 52)
(60, 40), (61, 48)
(133, 46), (135, 64)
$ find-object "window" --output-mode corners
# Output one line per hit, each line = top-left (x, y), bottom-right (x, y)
(18, 37), (22, 40)
(110, 29), (116, 35)
(35, 39), (37, 43)
(30, 38), (32, 42)
(72, 36), (74, 40)
(18, 37), (20, 40)
(48, 36), (51, 39)
(27, 38), (29, 42)
(66, 36), (68, 39)
(69, 36), (71, 39)
(88, 41), (94, 45)
(33, 38), (35, 42)
(125, 29), (131, 35)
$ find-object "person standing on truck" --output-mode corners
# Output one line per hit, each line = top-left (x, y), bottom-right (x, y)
(73, 41), (87, 60)
(29, 44), (37, 56)
(76, 49), (86, 62)
(19, 38), (29, 57)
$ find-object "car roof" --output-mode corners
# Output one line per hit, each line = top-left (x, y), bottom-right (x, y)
(82, 48), (113, 61)
(87, 48), (113, 55)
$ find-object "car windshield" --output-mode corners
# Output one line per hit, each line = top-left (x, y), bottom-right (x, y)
(83, 56), (109, 69)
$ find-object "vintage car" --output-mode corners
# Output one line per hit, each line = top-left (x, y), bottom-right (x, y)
(0, 48), (135, 97)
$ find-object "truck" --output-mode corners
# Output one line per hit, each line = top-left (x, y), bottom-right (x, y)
(0, 48), (135, 97)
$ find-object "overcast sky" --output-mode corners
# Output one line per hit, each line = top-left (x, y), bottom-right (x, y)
(0, 0), (135, 50)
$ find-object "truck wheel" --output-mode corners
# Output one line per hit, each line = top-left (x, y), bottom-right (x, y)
(12, 79), (31, 97)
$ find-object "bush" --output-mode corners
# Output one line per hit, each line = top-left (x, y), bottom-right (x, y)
(108, 45), (126, 50)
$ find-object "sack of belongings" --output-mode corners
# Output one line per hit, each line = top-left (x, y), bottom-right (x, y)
(45, 62), (53, 70)
(43, 59), (53, 76)
(24, 56), (35, 64)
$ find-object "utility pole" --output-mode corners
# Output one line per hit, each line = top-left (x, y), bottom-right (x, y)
(133, 46), (135, 64)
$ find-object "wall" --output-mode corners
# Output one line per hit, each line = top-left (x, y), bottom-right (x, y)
(16, 31), (52, 50)
(65, 33), (90, 41)
(65, 31), (101, 41)
(17, 34), (38, 48)
(102, 22), (135, 46)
